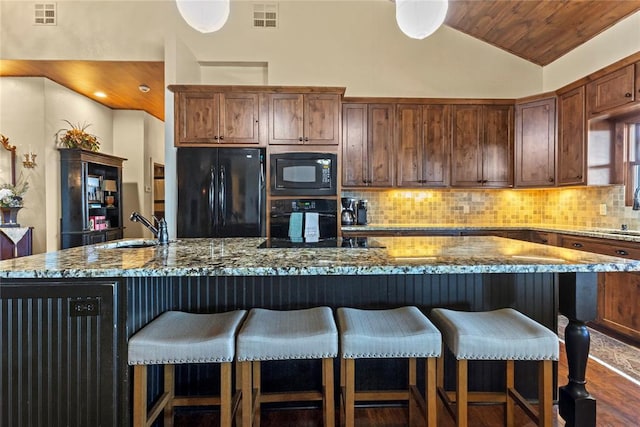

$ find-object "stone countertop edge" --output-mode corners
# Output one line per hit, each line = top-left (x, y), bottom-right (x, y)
(2, 235), (640, 279)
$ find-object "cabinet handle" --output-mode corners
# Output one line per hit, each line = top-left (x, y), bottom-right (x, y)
(304, 137), (309, 142)
(577, 175), (582, 179)
(299, 137), (303, 141)
(549, 177), (554, 182)
(625, 92), (632, 98)
(477, 180), (482, 183)
(572, 242), (583, 248)
(219, 135), (224, 140)
(214, 136), (219, 140)
(615, 249), (629, 256)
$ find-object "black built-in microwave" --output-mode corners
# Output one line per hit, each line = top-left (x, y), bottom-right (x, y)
(270, 152), (337, 196)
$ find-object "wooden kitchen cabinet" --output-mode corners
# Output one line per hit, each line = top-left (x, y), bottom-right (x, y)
(175, 91), (263, 145)
(342, 103), (394, 187)
(557, 86), (586, 186)
(396, 104), (450, 187)
(586, 63), (636, 115)
(514, 97), (556, 187)
(269, 93), (340, 145)
(451, 104), (513, 187)
(558, 234), (640, 343)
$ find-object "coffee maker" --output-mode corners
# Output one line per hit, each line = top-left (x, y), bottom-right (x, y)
(341, 198), (356, 225)
(356, 200), (368, 225)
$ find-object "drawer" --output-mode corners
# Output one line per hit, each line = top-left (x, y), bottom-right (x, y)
(559, 235), (640, 260)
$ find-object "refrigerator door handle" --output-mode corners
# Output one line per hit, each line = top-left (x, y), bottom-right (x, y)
(219, 165), (226, 227)
(209, 166), (216, 223)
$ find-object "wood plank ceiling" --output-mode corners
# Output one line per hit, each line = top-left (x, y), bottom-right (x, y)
(1, 0), (639, 122)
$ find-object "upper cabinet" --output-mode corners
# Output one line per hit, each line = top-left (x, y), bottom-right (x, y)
(514, 97), (556, 187)
(174, 91), (265, 146)
(269, 93), (341, 145)
(557, 86), (586, 186)
(342, 103), (394, 187)
(396, 104), (450, 187)
(586, 63), (637, 115)
(451, 105), (513, 188)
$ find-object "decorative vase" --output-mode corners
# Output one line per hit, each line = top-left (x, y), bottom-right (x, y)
(0, 206), (22, 227)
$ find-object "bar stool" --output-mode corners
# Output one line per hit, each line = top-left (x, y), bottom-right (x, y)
(336, 306), (442, 427)
(430, 307), (559, 427)
(236, 306), (338, 427)
(127, 310), (247, 427)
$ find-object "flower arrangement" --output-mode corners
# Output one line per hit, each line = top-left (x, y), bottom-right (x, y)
(0, 176), (29, 208)
(57, 120), (100, 152)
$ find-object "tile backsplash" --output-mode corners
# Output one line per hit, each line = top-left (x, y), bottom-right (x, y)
(342, 185), (640, 230)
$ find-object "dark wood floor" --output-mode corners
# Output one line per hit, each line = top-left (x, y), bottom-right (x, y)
(175, 343), (640, 426)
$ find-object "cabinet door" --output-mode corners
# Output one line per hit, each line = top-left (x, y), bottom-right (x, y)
(304, 94), (340, 145)
(269, 93), (304, 144)
(396, 105), (423, 186)
(514, 98), (556, 187)
(599, 271), (640, 342)
(367, 104), (394, 186)
(587, 64), (635, 114)
(423, 104), (451, 187)
(342, 103), (368, 187)
(483, 105), (513, 187)
(558, 86), (586, 186)
(176, 92), (219, 144)
(219, 93), (261, 144)
(451, 105), (482, 186)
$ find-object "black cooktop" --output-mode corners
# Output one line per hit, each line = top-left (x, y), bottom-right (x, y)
(257, 237), (385, 249)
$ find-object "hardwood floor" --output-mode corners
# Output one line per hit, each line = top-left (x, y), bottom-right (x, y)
(175, 343), (640, 426)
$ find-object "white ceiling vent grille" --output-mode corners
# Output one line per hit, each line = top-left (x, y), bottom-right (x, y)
(34, 3), (56, 26)
(253, 3), (278, 29)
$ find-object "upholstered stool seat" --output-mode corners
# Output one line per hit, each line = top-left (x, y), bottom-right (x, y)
(128, 310), (247, 427)
(236, 307), (338, 427)
(337, 306), (442, 427)
(430, 308), (559, 427)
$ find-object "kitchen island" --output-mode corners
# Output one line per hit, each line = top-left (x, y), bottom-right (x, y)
(2, 235), (639, 427)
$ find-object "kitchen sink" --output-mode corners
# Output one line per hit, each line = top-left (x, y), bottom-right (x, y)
(98, 240), (158, 249)
(589, 229), (640, 237)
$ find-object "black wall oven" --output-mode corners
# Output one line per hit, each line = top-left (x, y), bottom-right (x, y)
(269, 199), (338, 240)
(270, 152), (337, 196)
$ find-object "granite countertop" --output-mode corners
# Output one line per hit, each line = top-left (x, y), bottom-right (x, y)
(2, 235), (640, 279)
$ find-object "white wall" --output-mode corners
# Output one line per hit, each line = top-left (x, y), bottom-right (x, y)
(543, 10), (640, 91)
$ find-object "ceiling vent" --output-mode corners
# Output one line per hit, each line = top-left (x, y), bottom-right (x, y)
(253, 3), (278, 29)
(34, 3), (56, 26)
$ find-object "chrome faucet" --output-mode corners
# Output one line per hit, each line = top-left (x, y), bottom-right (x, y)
(130, 212), (169, 244)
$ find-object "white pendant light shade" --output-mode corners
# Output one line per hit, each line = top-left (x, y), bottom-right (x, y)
(176, 0), (230, 33)
(395, 0), (448, 40)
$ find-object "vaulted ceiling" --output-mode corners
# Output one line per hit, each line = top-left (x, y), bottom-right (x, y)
(1, 0), (639, 122)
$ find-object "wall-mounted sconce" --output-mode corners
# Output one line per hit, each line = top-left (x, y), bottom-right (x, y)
(23, 152), (37, 168)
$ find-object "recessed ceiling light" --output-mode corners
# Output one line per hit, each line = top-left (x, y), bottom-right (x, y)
(94, 91), (107, 98)
(138, 84), (150, 93)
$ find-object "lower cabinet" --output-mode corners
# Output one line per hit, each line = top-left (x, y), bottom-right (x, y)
(1, 280), (120, 427)
(558, 234), (640, 343)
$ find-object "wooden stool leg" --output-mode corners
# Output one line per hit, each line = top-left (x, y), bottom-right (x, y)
(505, 360), (515, 427)
(456, 359), (468, 427)
(539, 360), (553, 427)
(133, 365), (147, 427)
(340, 357), (346, 426)
(240, 361), (253, 427)
(253, 361), (262, 426)
(164, 364), (175, 427)
(436, 351), (444, 389)
(323, 358), (335, 427)
(426, 357), (437, 427)
(220, 362), (232, 427)
(345, 358), (356, 427)
(408, 358), (417, 426)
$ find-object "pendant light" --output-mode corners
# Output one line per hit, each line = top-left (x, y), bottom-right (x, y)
(176, 0), (230, 33)
(395, 0), (448, 40)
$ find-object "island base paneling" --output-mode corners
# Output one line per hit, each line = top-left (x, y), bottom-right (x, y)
(1, 281), (118, 427)
(124, 272), (558, 424)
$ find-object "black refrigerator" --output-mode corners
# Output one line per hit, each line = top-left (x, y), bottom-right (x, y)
(177, 147), (266, 238)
